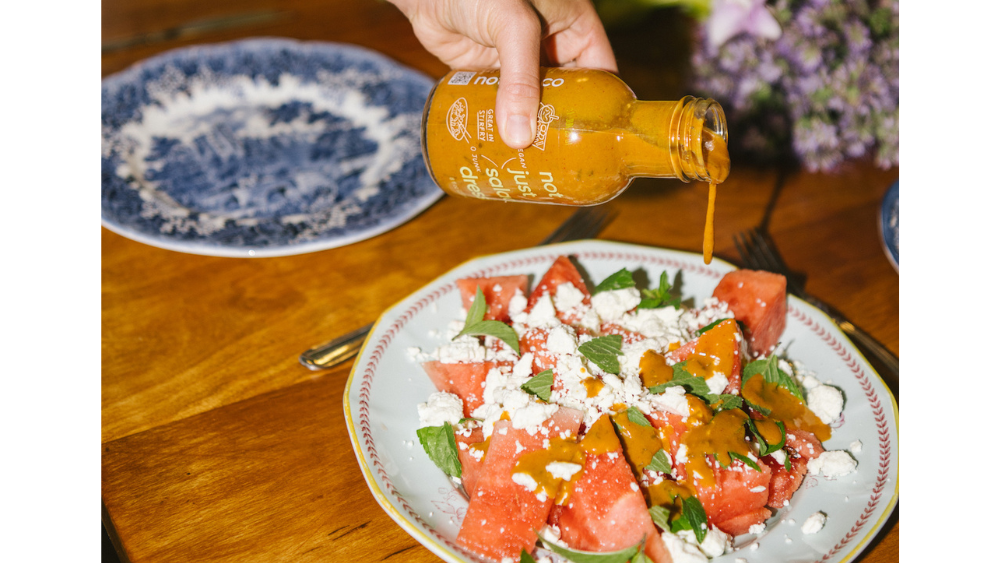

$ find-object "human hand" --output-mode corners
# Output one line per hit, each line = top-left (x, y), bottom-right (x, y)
(388, 0), (617, 149)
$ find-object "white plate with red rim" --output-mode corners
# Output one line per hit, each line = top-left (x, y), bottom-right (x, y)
(343, 239), (899, 563)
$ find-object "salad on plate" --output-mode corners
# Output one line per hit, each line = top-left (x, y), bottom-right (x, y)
(408, 255), (861, 563)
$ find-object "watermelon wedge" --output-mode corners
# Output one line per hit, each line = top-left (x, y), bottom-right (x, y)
(665, 318), (744, 394)
(763, 430), (824, 508)
(457, 275), (529, 322)
(422, 361), (512, 417)
(550, 427), (671, 562)
(455, 426), (487, 496)
(527, 256), (591, 323)
(712, 270), (787, 357)
(456, 408), (584, 561)
(694, 460), (773, 536)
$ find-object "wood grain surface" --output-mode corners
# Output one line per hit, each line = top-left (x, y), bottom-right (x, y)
(101, 1), (899, 562)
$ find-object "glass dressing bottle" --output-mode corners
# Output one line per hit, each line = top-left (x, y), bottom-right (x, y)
(420, 68), (730, 207)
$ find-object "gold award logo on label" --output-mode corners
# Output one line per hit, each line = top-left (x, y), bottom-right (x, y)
(532, 103), (558, 151)
(446, 97), (471, 142)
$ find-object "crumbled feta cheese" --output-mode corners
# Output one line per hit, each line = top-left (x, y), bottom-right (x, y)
(749, 485), (766, 493)
(661, 531), (709, 563)
(554, 283), (586, 313)
(433, 335), (487, 363)
(417, 392), (463, 427)
(508, 289), (527, 316)
(676, 444), (689, 464)
(706, 372), (729, 395)
(807, 451), (858, 477)
(801, 511), (827, 534)
(511, 472), (538, 493)
(650, 385), (690, 416)
(512, 402), (560, 434)
(850, 440), (863, 454)
(769, 449), (786, 465)
(546, 325), (579, 355)
(540, 525), (566, 547)
(526, 294), (560, 329)
(592, 287), (642, 323)
(700, 527), (731, 558)
(546, 462), (583, 481)
(748, 523), (766, 535)
(807, 384), (844, 424)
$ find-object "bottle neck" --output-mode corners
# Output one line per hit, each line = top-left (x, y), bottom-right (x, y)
(624, 98), (730, 183)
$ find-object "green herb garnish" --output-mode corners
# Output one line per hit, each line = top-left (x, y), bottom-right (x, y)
(645, 449), (673, 475)
(537, 532), (642, 563)
(742, 355), (803, 401)
(626, 406), (652, 427)
(730, 451), (762, 472)
(711, 394), (744, 412)
(648, 361), (711, 399)
(648, 505), (672, 531)
(519, 549), (536, 563)
(578, 335), (623, 374)
(521, 369), (554, 402)
(593, 268), (636, 294)
(455, 286), (520, 354)
(416, 422), (462, 478)
(747, 419), (787, 456)
(637, 271), (681, 309)
(670, 496), (709, 543)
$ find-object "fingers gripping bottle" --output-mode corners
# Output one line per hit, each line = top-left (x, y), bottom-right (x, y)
(420, 67), (731, 262)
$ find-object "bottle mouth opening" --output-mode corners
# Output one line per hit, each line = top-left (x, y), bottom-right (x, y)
(673, 97), (730, 184)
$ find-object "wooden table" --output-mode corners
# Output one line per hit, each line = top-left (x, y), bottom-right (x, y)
(101, 1), (899, 561)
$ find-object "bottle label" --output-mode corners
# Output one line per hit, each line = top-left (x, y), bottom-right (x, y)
(425, 68), (634, 205)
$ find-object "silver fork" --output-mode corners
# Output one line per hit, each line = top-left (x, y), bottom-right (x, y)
(299, 206), (616, 370)
(734, 227), (899, 379)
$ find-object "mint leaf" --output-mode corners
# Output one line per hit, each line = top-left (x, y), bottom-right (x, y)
(458, 417), (481, 425)
(538, 532), (641, 563)
(626, 406), (652, 427)
(708, 394), (744, 411)
(631, 552), (652, 563)
(670, 496), (709, 543)
(521, 369), (554, 402)
(464, 285), (488, 327)
(784, 453), (792, 472)
(519, 549), (536, 563)
(649, 505), (672, 530)
(459, 320), (521, 355)
(742, 355), (803, 401)
(455, 287), (520, 354)
(730, 451), (762, 472)
(747, 419), (786, 456)
(594, 268), (635, 294)
(648, 361), (711, 400)
(636, 271), (681, 310)
(579, 335), (623, 374)
(416, 423), (462, 478)
(645, 449), (673, 474)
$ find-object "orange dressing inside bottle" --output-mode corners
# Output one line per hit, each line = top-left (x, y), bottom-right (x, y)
(422, 68), (730, 262)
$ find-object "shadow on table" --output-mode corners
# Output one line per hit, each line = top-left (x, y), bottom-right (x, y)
(103, 524), (121, 563)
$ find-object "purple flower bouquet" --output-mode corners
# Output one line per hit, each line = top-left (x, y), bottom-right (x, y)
(688, 0), (898, 171)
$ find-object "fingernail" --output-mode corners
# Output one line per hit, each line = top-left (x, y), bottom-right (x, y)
(504, 114), (532, 148)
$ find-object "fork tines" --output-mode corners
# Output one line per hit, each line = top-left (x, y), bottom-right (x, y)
(539, 206), (615, 246)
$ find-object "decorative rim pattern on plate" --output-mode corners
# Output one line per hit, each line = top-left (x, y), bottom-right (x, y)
(101, 38), (442, 257)
(344, 240), (899, 563)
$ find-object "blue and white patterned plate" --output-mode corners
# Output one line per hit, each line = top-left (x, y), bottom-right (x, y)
(879, 181), (899, 271)
(102, 38), (442, 257)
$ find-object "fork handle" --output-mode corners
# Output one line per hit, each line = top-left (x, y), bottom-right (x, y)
(801, 296), (899, 378)
(299, 322), (374, 370)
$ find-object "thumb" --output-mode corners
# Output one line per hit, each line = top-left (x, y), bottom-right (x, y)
(490, 2), (542, 149)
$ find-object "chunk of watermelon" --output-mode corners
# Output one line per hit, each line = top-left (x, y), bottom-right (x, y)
(664, 318), (745, 394)
(456, 408), (584, 561)
(422, 361), (512, 417)
(456, 275), (529, 322)
(550, 442), (670, 561)
(694, 460), (773, 536)
(519, 328), (559, 377)
(712, 270), (787, 357)
(761, 430), (823, 508)
(527, 256), (591, 323)
(455, 426), (486, 497)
